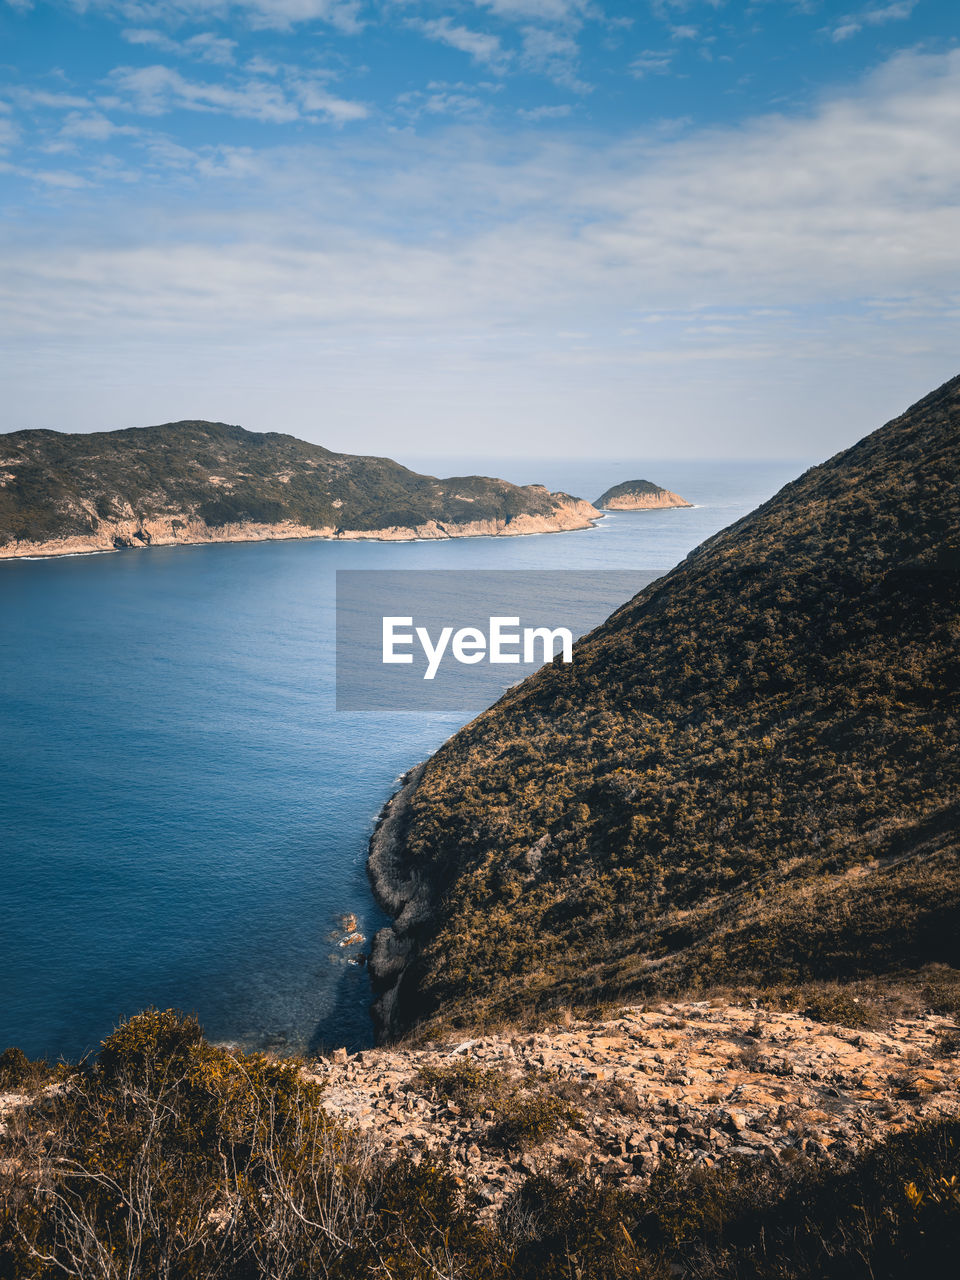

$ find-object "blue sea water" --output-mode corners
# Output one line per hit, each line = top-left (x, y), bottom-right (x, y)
(0, 457), (807, 1062)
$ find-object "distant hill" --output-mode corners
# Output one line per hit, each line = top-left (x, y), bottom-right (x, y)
(596, 479), (691, 510)
(370, 376), (960, 1038)
(0, 421), (598, 558)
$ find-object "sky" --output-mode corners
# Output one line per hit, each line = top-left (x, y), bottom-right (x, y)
(1, 0), (958, 460)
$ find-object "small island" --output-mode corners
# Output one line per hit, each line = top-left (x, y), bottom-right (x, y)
(595, 479), (692, 510)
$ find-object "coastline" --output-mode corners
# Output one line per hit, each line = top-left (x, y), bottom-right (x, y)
(366, 763), (430, 1043)
(0, 500), (601, 562)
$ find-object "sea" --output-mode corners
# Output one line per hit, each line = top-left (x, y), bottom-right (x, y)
(0, 457), (808, 1062)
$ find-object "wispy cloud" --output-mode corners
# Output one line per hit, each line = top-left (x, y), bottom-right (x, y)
(0, 160), (89, 186)
(294, 79), (369, 122)
(108, 64), (366, 124)
(0, 106), (19, 151)
(629, 50), (674, 77)
(63, 0), (364, 35)
(109, 64), (302, 122)
(12, 89), (93, 110)
(520, 25), (588, 90)
(518, 102), (573, 120)
(397, 82), (494, 121)
(413, 17), (512, 73)
(829, 1), (917, 42)
(121, 29), (238, 66)
(472, 0), (593, 21)
(59, 111), (141, 140)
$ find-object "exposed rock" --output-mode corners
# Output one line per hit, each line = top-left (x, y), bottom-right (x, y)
(305, 1000), (960, 1219)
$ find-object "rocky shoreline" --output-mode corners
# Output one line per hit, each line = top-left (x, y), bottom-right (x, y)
(367, 764), (430, 1042)
(0, 499), (601, 561)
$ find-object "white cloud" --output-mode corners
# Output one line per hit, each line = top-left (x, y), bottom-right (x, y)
(397, 87), (491, 120)
(829, 1), (917, 42)
(121, 28), (238, 65)
(520, 26), (589, 89)
(629, 49), (673, 76)
(518, 103), (572, 119)
(110, 64), (301, 121)
(13, 89), (93, 110)
(294, 79), (369, 121)
(0, 114), (19, 150)
(59, 111), (141, 139)
(66, 0), (363, 34)
(108, 64), (366, 124)
(472, 0), (593, 21)
(0, 162), (89, 186)
(414, 17), (512, 72)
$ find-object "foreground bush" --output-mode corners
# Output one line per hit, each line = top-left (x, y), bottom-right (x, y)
(1, 1011), (959, 1278)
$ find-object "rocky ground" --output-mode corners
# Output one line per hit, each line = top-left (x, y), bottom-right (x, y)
(308, 1001), (960, 1214)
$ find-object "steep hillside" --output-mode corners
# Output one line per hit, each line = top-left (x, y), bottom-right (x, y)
(370, 376), (960, 1038)
(0, 421), (597, 557)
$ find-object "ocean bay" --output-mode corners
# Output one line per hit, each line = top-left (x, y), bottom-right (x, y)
(0, 458), (801, 1061)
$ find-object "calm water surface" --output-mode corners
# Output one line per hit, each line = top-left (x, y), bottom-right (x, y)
(0, 458), (807, 1060)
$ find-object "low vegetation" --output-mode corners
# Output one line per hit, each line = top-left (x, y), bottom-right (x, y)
(1, 1011), (958, 1279)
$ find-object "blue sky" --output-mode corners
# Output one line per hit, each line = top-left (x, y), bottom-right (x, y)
(1, 0), (958, 458)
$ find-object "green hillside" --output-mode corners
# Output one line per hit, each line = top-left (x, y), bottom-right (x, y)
(373, 376), (960, 1036)
(0, 420), (588, 549)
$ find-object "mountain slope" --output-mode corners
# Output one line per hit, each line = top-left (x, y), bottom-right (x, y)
(0, 421), (597, 557)
(369, 376), (960, 1038)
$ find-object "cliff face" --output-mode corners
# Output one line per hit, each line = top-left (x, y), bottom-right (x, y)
(369, 376), (960, 1040)
(0, 421), (599, 558)
(596, 479), (692, 510)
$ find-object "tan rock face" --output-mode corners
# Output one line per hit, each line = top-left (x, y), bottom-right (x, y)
(307, 1000), (960, 1218)
(597, 484), (692, 510)
(0, 498), (601, 560)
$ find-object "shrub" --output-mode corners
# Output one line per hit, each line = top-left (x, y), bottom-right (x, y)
(0, 1047), (35, 1089)
(489, 1092), (580, 1151)
(97, 1006), (205, 1083)
(923, 970), (960, 1017)
(800, 985), (885, 1029)
(415, 1059), (507, 1114)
